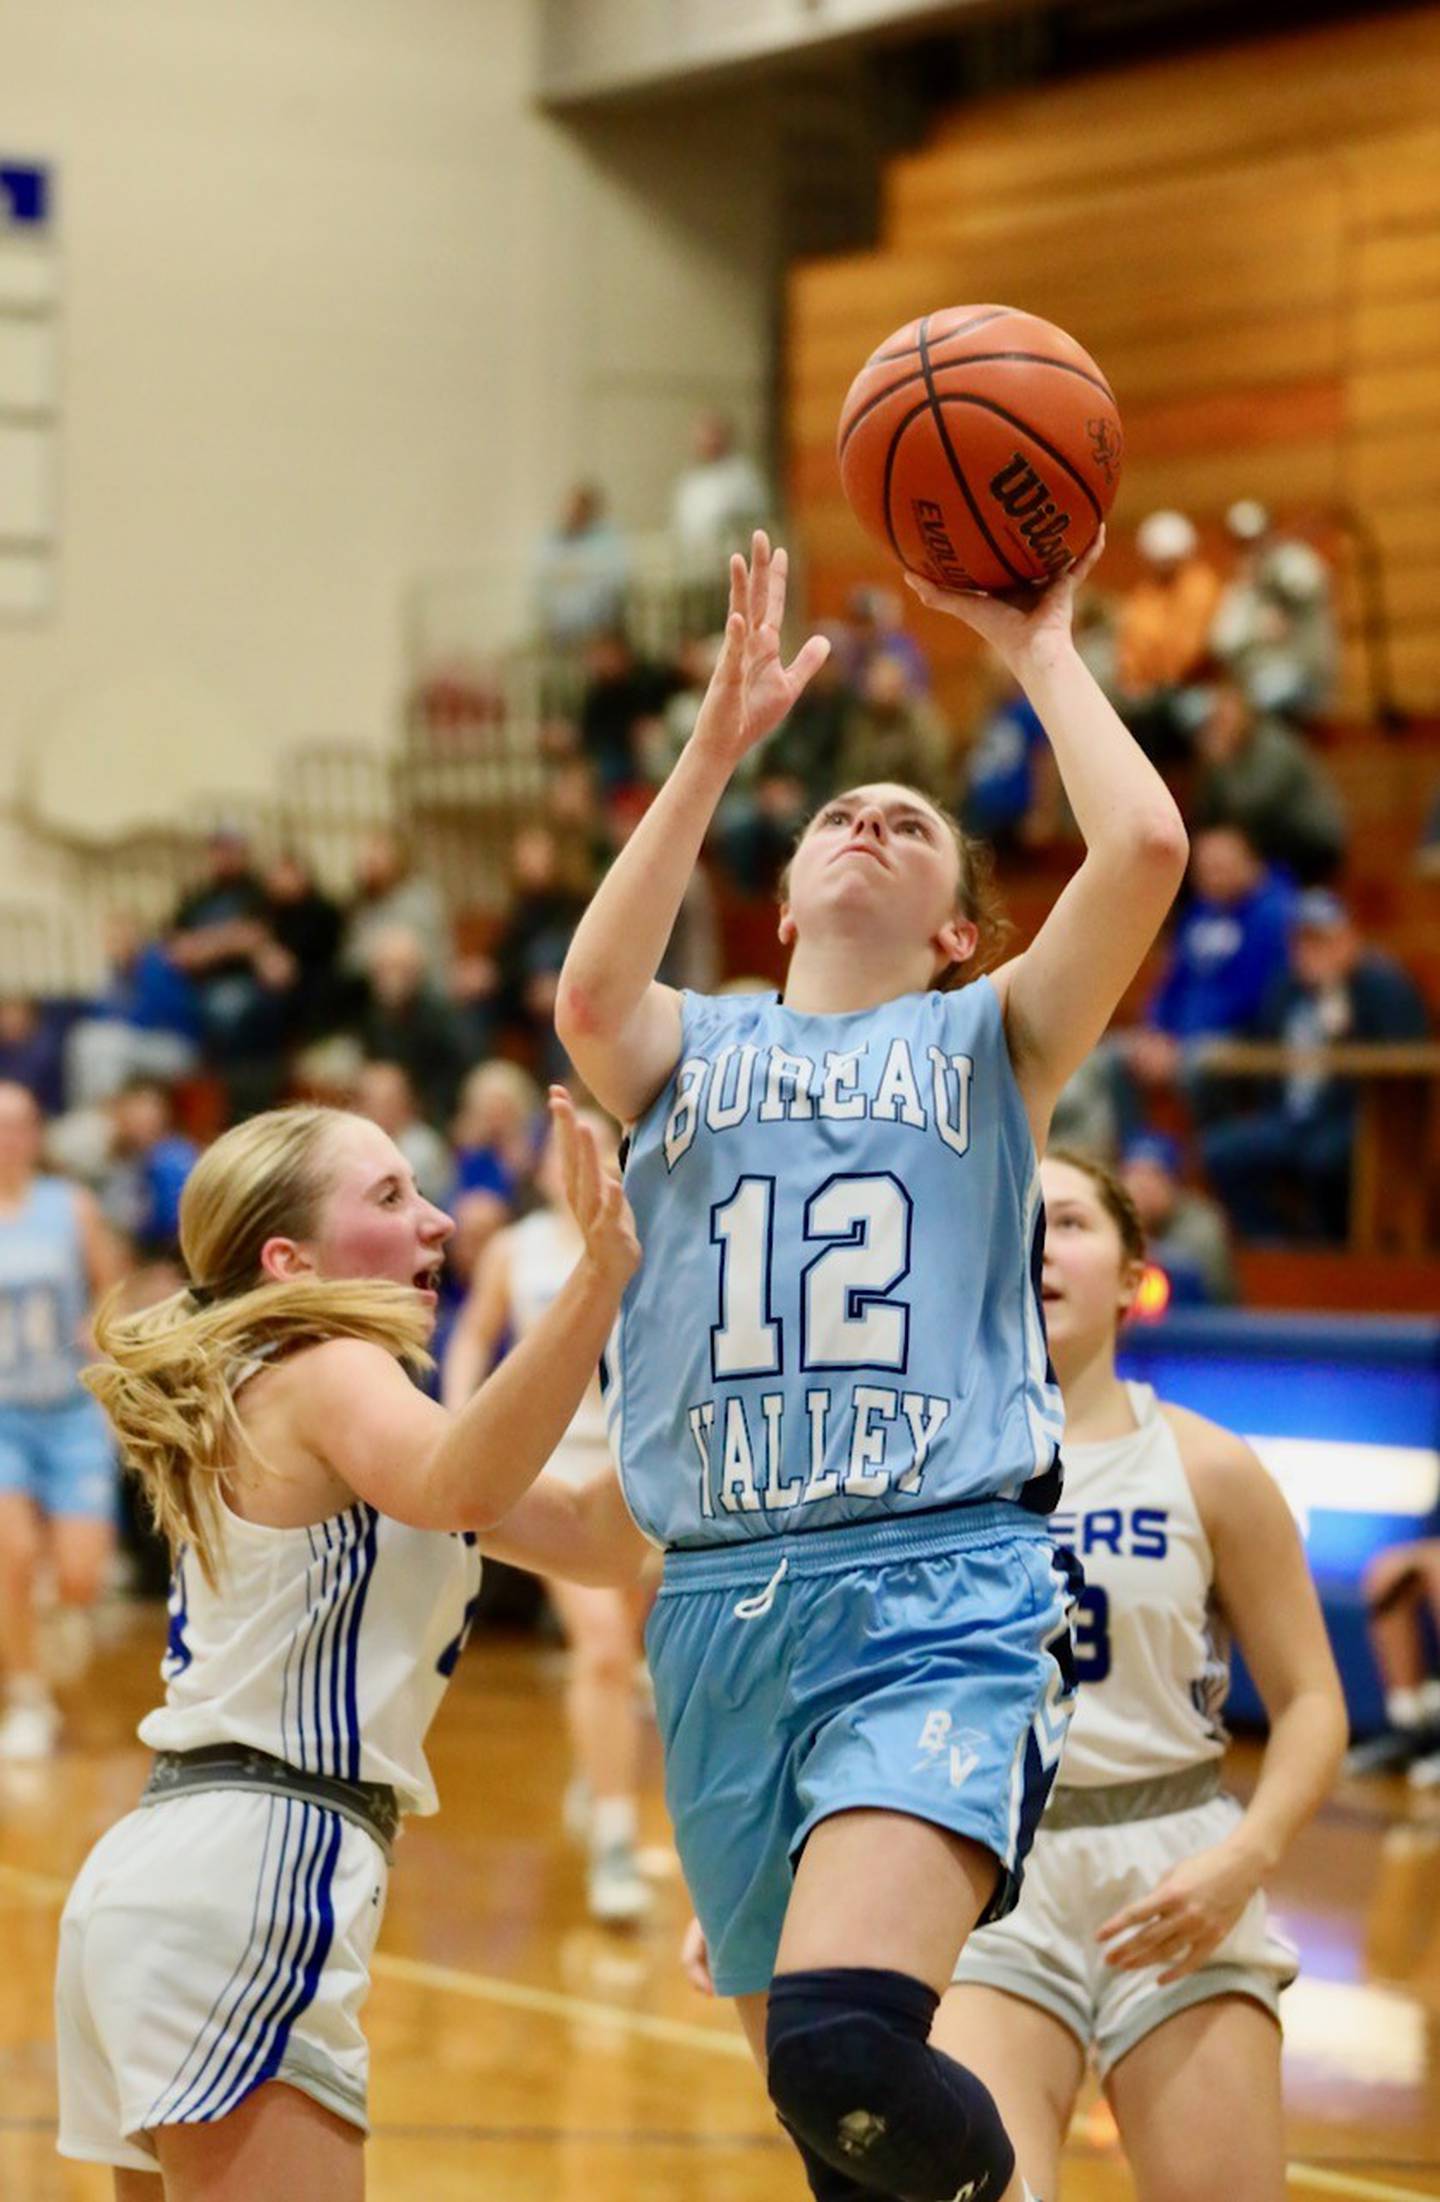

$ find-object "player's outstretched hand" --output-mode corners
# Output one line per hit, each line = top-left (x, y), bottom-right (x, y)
(549, 1088), (641, 1289)
(1095, 1834), (1260, 1985)
(693, 530), (832, 768)
(680, 1914), (715, 1997)
(904, 526), (1106, 676)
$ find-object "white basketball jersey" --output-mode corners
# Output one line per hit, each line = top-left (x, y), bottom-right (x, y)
(139, 1502), (481, 1816)
(1049, 1383), (1230, 1788)
(507, 1210), (608, 1462)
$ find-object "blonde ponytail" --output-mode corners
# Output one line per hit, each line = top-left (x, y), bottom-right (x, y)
(80, 1104), (434, 1588)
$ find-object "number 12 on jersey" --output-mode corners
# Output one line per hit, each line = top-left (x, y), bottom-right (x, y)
(710, 1172), (913, 1380)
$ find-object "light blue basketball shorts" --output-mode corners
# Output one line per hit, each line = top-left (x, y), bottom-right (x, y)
(646, 1503), (1080, 1998)
(0, 1397), (117, 1522)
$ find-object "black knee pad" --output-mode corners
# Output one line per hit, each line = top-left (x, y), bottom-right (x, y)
(766, 1967), (1016, 2202)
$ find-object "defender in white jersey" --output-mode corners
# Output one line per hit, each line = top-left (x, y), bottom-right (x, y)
(56, 1095), (643, 2199)
(557, 531), (1191, 2202)
(939, 1154), (1346, 2202)
(445, 1111), (652, 1925)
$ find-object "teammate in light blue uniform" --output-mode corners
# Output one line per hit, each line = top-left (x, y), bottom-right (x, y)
(0, 1081), (123, 1760)
(559, 530), (1190, 2202)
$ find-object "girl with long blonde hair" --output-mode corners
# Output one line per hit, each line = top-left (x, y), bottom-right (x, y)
(57, 1090), (646, 2201)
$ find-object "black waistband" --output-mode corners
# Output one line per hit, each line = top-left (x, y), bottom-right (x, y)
(141, 1743), (400, 1857)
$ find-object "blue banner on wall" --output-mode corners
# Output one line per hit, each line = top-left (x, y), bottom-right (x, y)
(1120, 1313), (1440, 1729)
(0, 164), (52, 230)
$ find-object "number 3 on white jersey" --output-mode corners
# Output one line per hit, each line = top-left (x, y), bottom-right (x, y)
(710, 1172), (913, 1380)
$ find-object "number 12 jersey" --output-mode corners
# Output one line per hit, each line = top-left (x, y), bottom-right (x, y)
(608, 982), (1063, 1549)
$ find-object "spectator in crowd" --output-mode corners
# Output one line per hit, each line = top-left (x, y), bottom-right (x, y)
(764, 625), (851, 809)
(1211, 500), (1337, 722)
(353, 1059), (455, 1210)
(578, 631), (680, 798)
(839, 651), (950, 798)
(1125, 824), (1295, 1108)
(1120, 1130), (1237, 1305)
(534, 481), (631, 648)
(670, 409), (769, 563)
(1202, 890), (1430, 1242)
(491, 826), (587, 1068)
(713, 766), (810, 898)
(96, 1076), (199, 1265)
(342, 827), (448, 984)
(1047, 1048), (1127, 1161)
(653, 634), (724, 784)
(843, 585), (931, 697)
(64, 912), (202, 1109)
(544, 755), (613, 890)
(1114, 509), (1222, 761)
(263, 849), (344, 1038)
(1190, 669), (1347, 885)
(355, 925), (468, 1125)
(0, 997), (67, 1116)
(166, 829), (292, 1115)
(450, 1060), (542, 1258)
(959, 678), (1062, 853)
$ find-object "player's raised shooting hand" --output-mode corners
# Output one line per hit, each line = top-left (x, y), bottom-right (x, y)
(693, 531), (831, 769)
(549, 1089), (640, 1290)
(905, 526), (1106, 678)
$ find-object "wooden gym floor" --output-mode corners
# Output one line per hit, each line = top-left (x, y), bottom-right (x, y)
(2, 1605), (1438, 2201)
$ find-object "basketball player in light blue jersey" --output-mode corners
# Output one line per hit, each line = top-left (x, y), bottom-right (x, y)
(0, 1081), (124, 1759)
(556, 529), (1190, 2202)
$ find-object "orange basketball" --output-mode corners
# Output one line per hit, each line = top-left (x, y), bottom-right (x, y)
(837, 305), (1123, 594)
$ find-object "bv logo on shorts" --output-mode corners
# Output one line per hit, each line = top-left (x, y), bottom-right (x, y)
(914, 1709), (983, 1790)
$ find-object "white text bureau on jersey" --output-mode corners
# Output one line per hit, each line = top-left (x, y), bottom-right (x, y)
(610, 983), (1064, 1547)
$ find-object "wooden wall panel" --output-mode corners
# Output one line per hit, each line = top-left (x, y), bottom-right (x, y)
(786, 6), (1440, 720)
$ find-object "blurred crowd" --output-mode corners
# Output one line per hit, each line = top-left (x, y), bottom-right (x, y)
(3, 453), (1436, 1323)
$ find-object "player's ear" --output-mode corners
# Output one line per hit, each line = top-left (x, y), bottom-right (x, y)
(777, 902), (797, 947)
(259, 1235), (317, 1283)
(935, 913), (978, 968)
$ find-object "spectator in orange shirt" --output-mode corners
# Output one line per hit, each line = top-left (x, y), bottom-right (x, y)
(1116, 510), (1222, 764)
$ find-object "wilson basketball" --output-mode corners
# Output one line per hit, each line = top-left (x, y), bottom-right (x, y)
(837, 305), (1124, 594)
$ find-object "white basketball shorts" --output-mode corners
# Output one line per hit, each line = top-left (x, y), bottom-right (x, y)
(951, 1791), (1299, 2075)
(56, 1789), (388, 2170)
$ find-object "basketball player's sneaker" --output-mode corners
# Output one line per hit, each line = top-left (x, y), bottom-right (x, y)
(587, 1843), (651, 1927)
(1346, 1725), (1434, 1778)
(1406, 1743), (1440, 1790)
(0, 1687), (59, 1762)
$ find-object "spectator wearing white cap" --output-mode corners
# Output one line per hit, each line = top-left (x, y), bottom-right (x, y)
(1115, 510), (1222, 762)
(1211, 502), (1337, 723)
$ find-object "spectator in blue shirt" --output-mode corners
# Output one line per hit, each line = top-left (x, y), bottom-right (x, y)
(0, 997), (66, 1115)
(1123, 824), (1294, 1119)
(959, 683), (1055, 851)
(99, 1076), (199, 1262)
(1203, 892), (1430, 1242)
(66, 911), (202, 1109)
